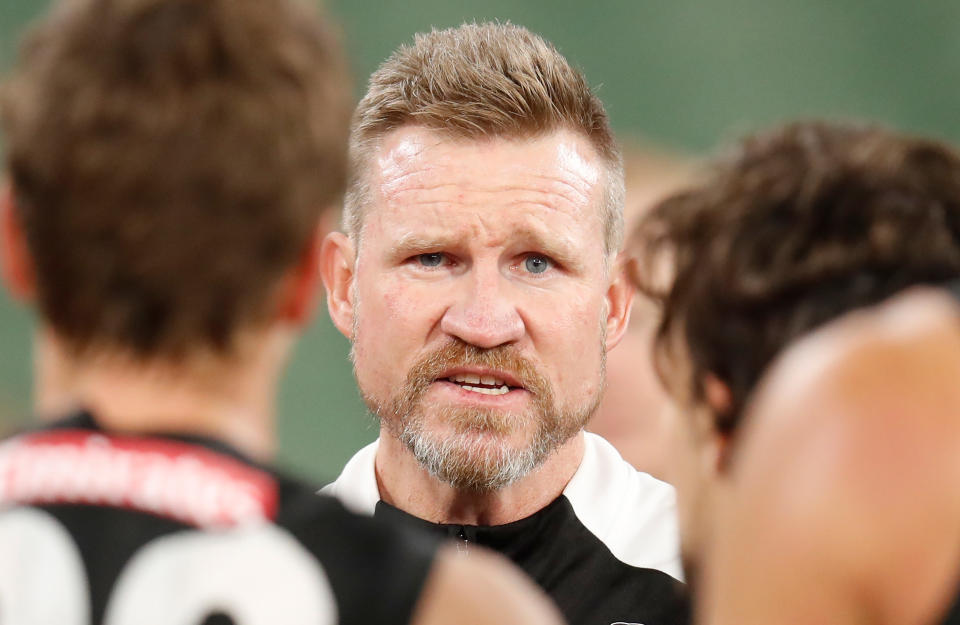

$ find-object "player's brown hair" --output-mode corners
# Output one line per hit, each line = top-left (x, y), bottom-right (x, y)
(344, 22), (624, 254)
(1, 0), (351, 358)
(631, 121), (960, 434)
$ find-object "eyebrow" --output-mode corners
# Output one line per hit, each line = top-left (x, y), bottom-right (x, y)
(384, 233), (458, 260)
(384, 228), (589, 273)
(510, 225), (586, 272)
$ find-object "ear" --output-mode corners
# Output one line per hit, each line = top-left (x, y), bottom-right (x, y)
(703, 373), (735, 474)
(275, 224), (324, 327)
(0, 184), (37, 302)
(704, 373), (733, 415)
(603, 253), (636, 351)
(320, 231), (356, 339)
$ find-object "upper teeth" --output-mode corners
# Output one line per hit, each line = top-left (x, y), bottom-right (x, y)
(449, 373), (510, 395)
(450, 373), (507, 386)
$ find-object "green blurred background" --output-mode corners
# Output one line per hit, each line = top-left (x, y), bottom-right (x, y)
(1, 0), (958, 483)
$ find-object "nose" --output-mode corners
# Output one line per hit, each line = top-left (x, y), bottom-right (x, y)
(440, 266), (525, 349)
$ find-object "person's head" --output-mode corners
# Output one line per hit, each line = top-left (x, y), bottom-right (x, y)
(343, 22), (624, 256)
(322, 22), (632, 492)
(630, 120), (960, 574)
(0, 0), (351, 370)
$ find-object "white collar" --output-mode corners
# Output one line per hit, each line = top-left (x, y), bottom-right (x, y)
(321, 432), (684, 580)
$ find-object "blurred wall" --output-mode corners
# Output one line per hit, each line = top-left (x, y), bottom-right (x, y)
(2, 0), (959, 482)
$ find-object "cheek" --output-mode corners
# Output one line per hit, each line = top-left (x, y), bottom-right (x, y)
(355, 270), (415, 334)
(352, 279), (445, 385)
(526, 289), (607, 392)
(352, 283), (405, 390)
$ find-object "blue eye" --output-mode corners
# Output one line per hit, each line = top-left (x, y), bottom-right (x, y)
(418, 253), (444, 267)
(524, 255), (550, 274)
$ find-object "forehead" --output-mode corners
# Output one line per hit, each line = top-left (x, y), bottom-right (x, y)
(361, 126), (606, 245)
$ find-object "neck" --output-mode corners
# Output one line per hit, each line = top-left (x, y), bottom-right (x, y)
(33, 328), (290, 462)
(374, 429), (585, 526)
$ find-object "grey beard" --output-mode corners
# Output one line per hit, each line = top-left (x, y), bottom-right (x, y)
(395, 405), (570, 491)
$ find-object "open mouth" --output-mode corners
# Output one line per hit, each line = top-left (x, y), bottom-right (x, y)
(444, 373), (521, 396)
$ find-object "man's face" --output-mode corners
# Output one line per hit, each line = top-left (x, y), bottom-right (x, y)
(345, 126), (623, 491)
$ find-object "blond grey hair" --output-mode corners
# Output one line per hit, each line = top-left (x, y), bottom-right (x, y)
(344, 22), (624, 254)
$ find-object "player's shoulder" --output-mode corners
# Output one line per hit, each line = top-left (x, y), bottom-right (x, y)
(277, 469), (440, 569)
(563, 432), (684, 580)
(268, 464), (443, 625)
(0, 416), (440, 625)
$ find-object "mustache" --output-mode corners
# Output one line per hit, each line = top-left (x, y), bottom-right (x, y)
(403, 339), (549, 398)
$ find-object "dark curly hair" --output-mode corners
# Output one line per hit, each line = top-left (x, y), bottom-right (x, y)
(630, 121), (960, 435)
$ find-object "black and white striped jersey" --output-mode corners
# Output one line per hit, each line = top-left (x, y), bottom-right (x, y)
(0, 412), (439, 625)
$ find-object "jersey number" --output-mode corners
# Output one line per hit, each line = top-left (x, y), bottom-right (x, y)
(0, 508), (337, 625)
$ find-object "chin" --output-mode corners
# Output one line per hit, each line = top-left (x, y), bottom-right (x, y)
(404, 427), (549, 492)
